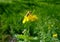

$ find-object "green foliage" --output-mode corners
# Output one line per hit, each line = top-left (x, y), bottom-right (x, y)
(0, 0), (60, 42)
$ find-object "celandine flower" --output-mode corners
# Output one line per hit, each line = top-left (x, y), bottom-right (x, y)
(53, 33), (58, 38)
(22, 11), (38, 24)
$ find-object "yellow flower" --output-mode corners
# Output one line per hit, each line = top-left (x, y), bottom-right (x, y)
(22, 11), (38, 24)
(53, 33), (58, 38)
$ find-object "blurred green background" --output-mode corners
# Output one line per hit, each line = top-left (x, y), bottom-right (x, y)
(0, 0), (60, 42)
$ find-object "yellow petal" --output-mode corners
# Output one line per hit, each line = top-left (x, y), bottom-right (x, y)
(22, 17), (29, 24)
(28, 15), (38, 21)
(53, 33), (58, 38)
